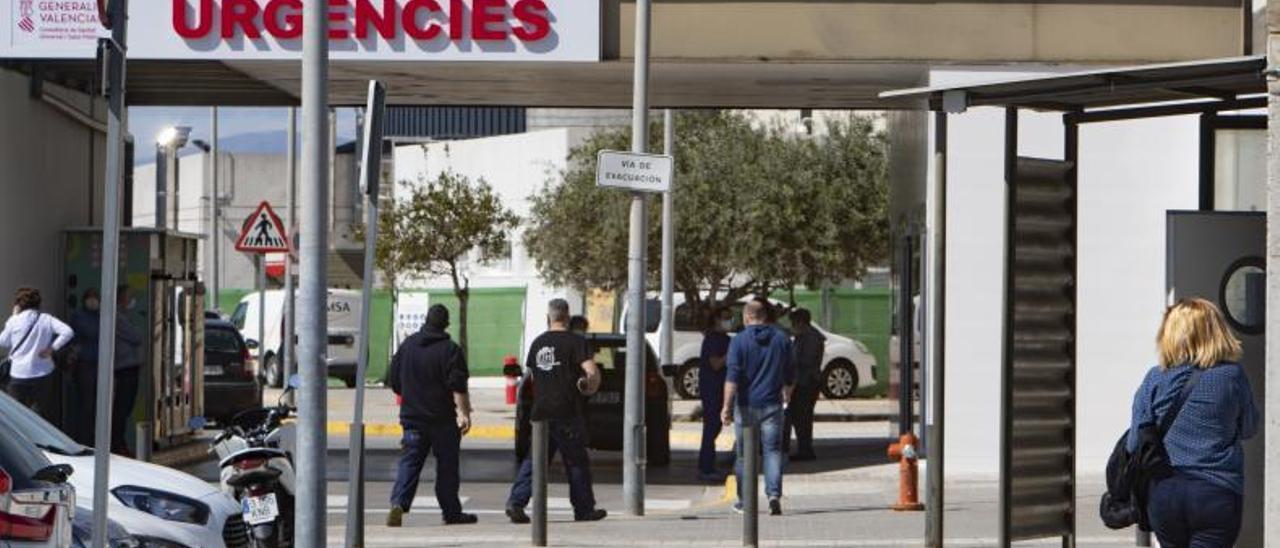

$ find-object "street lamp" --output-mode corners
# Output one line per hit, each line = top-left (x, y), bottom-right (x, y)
(155, 125), (191, 230)
(191, 138), (219, 312)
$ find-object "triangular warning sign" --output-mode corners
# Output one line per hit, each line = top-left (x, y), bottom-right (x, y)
(235, 201), (292, 254)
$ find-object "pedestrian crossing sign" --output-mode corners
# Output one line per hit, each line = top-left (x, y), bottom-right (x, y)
(235, 201), (292, 254)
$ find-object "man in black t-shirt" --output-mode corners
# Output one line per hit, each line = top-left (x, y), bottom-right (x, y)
(506, 299), (607, 524)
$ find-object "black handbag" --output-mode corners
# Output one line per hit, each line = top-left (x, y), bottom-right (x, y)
(0, 314), (42, 387)
(1100, 367), (1202, 530)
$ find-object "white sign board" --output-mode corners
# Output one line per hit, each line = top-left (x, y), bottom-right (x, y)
(393, 292), (432, 350)
(0, 0), (599, 62)
(596, 150), (674, 193)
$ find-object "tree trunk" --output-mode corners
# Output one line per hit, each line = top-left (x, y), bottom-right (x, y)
(449, 263), (470, 359)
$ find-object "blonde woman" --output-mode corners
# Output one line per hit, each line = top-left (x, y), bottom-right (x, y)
(1127, 298), (1259, 547)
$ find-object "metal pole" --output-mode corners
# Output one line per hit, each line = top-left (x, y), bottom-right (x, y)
(258, 257), (266, 379)
(623, 0), (653, 517)
(155, 145), (167, 229)
(210, 107), (220, 311)
(297, 0), (331, 543)
(898, 235), (915, 435)
(532, 420), (548, 547)
(173, 150), (181, 232)
(284, 107), (297, 404)
(660, 110), (675, 374)
(742, 416), (758, 547)
(92, 1), (128, 544)
(925, 111), (948, 548)
(346, 80), (386, 548)
(1265, 0), (1280, 542)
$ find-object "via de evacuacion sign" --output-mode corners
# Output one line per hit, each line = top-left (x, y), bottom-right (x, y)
(0, 0), (599, 62)
(596, 150), (674, 194)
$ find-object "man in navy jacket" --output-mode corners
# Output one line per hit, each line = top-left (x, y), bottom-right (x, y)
(386, 305), (477, 527)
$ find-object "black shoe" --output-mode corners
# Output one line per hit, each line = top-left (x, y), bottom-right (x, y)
(574, 509), (608, 522)
(443, 513), (478, 525)
(769, 498), (782, 516)
(506, 506), (530, 524)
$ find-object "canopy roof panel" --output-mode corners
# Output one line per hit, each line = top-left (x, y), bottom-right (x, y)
(881, 55), (1266, 112)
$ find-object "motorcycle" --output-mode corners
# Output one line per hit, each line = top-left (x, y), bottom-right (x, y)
(211, 376), (299, 547)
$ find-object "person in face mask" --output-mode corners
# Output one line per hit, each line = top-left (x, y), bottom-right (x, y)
(697, 306), (734, 483)
(68, 288), (102, 445)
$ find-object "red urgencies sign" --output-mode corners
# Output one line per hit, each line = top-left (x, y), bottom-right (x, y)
(172, 0), (550, 43)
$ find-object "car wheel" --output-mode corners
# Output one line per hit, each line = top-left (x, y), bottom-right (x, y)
(821, 359), (859, 400)
(263, 353), (282, 389)
(342, 376), (357, 389)
(674, 362), (700, 400)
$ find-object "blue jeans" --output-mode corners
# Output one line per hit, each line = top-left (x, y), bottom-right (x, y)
(507, 418), (597, 517)
(698, 374), (725, 475)
(389, 421), (464, 518)
(734, 403), (785, 501)
(1148, 472), (1242, 548)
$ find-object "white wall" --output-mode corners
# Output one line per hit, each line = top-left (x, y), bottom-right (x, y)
(1075, 116), (1199, 472)
(0, 68), (106, 315)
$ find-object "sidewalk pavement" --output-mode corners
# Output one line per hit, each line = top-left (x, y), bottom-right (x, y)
(320, 462), (1135, 547)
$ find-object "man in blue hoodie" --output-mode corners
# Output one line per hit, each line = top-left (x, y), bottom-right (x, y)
(721, 299), (796, 516)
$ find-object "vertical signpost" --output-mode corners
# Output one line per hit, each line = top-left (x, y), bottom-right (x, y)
(284, 108), (297, 404)
(623, 0), (654, 515)
(597, 153), (673, 522)
(92, 0), (128, 545)
(346, 80), (387, 548)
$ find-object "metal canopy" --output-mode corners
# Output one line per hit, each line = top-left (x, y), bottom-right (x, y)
(881, 55), (1266, 112)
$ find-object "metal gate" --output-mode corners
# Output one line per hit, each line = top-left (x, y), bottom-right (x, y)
(1000, 141), (1077, 544)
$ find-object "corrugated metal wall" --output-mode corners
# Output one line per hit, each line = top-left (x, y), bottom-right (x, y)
(385, 106), (527, 140)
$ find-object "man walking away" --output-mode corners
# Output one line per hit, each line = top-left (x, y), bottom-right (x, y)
(722, 299), (795, 516)
(112, 286), (144, 456)
(698, 307), (732, 482)
(506, 299), (607, 524)
(785, 308), (824, 461)
(386, 304), (477, 527)
(0, 287), (74, 421)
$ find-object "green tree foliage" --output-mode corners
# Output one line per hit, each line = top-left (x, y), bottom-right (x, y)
(359, 171), (520, 356)
(524, 111), (889, 317)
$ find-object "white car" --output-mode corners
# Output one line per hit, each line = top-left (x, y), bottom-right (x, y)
(0, 392), (245, 548)
(231, 289), (363, 388)
(0, 417), (75, 548)
(629, 295), (878, 400)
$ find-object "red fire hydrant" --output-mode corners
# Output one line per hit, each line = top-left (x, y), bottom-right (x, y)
(502, 355), (520, 406)
(887, 432), (924, 511)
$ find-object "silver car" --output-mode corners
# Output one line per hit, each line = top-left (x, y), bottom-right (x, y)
(0, 416), (75, 547)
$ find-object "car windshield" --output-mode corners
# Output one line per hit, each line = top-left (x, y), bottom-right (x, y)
(0, 390), (91, 456)
(206, 327), (242, 353)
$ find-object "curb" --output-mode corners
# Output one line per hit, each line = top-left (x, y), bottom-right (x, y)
(327, 422), (516, 440)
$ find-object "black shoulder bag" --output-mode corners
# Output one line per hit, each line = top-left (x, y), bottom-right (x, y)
(1100, 367), (1202, 530)
(0, 314), (42, 387)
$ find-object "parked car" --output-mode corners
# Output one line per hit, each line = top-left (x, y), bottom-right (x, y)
(71, 506), (139, 548)
(0, 391), (247, 548)
(0, 413), (75, 548)
(231, 289), (362, 388)
(627, 295), (878, 400)
(204, 319), (264, 426)
(515, 333), (672, 466)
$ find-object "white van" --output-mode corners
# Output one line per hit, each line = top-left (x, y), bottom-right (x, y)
(625, 295), (878, 400)
(230, 289), (363, 388)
